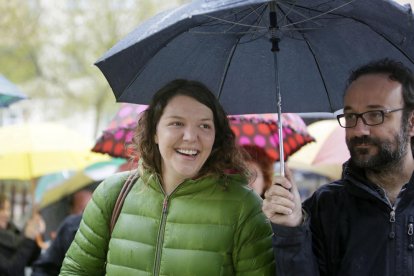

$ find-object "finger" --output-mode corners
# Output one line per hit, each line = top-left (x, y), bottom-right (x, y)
(272, 176), (292, 190)
(268, 196), (296, 210)
(262, 199), (294, 216)
(283, 164), (301, 196)
(264, 184), (294, 200)
(263, 194), (297, 215)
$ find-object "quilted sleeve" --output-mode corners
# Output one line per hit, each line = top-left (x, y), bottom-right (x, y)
(59, 172), (128, 275)
(233, 191), (275, 275)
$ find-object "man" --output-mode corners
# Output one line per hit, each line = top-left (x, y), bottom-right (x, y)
(31, 186), (95, 276)
(263, 59), (414, 275)
(0, 193), (45, 275)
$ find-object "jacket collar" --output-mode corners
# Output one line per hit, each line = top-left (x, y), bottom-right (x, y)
(342, 160), (414, 207)
(140, 168), (246, 197)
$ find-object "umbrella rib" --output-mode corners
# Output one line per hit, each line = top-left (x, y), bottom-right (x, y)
(209, 4), (269, 99)
(279, 1), (414, 64)
(323, 15), (414, 64)
(279, 0), (358, 28)
(217, 39), (240, 101)
(198, 4), (269, 34)
(279, 5), (334, 112)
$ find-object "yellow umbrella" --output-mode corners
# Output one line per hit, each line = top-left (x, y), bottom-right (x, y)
(288, 120), (350, 180)
(0, 122), (109, 180)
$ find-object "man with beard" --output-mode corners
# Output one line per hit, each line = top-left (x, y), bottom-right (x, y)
(262, 58), (414, 276)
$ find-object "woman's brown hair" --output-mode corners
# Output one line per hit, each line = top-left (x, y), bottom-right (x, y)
(131, 79), (247, 179)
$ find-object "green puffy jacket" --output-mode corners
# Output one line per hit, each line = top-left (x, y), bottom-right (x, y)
(60, 170), (275, 275)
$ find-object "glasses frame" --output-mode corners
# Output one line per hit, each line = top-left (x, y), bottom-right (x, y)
(336, 108), (405, 128)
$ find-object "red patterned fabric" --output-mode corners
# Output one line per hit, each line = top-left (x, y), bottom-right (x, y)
(92, 104), (314, 161)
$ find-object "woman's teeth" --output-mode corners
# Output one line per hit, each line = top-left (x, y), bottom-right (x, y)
(177, 149), (198, 156)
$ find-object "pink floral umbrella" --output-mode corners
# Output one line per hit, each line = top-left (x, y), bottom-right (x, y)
(92, 103), (314, 161)
(228, 115), (314, 161)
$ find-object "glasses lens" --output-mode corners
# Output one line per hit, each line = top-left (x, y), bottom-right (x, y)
(337, 114), (351, 128)
(362, 110), (383, 125)
(345, 113), (357, 128)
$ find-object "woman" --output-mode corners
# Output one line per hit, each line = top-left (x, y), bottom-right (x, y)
(60, 80), (275, 275)
(0, 194), (45, 275)
(242, 145), (275, 198)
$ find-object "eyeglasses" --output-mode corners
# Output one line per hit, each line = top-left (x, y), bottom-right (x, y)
(337, 108), (404, 128)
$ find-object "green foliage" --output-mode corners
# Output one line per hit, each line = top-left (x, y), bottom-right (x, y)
(0, 0), (183, 136)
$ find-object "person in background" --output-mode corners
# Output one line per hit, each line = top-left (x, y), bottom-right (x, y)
(0, 193), (45, 276)
(31, 186), (95, 276)
(263, 58), (414, 275)
(60, 79), (275, 275)
(241, 145), (275, 198)
(68, 188), (94, 216)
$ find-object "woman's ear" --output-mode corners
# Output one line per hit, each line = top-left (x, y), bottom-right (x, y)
(154, 134), (158, 144)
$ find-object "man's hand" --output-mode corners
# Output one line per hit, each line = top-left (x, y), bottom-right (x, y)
(262, 166), (303, 227)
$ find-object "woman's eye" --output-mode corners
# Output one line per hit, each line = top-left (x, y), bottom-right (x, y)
(200, 124), (212, 129)
(170, 122), (183, 126)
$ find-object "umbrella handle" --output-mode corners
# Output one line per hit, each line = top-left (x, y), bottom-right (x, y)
(269, 1), (285, 177)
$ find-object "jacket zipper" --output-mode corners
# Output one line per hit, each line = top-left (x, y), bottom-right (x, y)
(408, 216), (414, 249)
(408, 215), (414, 275)
(389, 208), (396, 238)
(389, 207), (396, 275)
(153, 179), (185, 276)
(153, 196), (169, 276)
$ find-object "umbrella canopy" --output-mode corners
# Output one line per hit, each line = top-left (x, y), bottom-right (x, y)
(95, 0), (414, 115)
(288, 120), (350, 180)
(0, 122), (109, 180)
(92, 103), (147, 158)
(92, 103), (314, 161)
(36, 158), (126, 209)
(0, 75), (27, 108)
(228, 114), (314, 161)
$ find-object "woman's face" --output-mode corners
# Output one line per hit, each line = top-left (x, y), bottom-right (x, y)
(0, 200), (11, 229)
(155, 95), (216, 187)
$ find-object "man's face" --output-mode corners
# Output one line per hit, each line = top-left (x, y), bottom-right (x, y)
(343, 73), (411, 170)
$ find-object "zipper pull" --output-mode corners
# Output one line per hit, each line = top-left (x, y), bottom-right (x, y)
(162, 197), (169, 214)
(408, 216), (414, 251)
(389, 208), (396, 239)
(390, 209), (396, 222)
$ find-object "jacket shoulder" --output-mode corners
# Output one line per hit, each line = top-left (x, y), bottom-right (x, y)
(303, 179), (347, 213)
(60, 171), (137, 275)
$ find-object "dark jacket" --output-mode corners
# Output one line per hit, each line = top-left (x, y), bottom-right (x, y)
(0, 223), (41, 276)
(272, 161), (414, 276)
(31, 214), (82, 276)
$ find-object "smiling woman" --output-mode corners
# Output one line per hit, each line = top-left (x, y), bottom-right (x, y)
(60, 79), (275, 276)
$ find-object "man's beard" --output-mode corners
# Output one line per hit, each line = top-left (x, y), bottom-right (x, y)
(346, 121), (410, 171)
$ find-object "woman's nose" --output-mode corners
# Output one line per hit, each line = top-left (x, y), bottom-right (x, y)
(183, 126), (197, 141)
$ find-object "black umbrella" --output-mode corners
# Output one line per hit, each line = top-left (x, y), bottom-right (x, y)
(95, 0), (414, 175)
